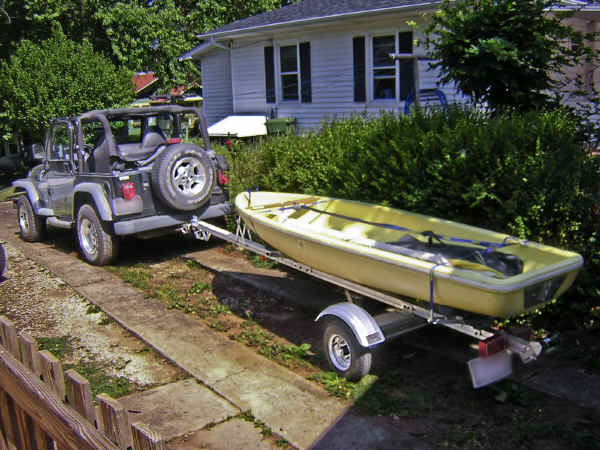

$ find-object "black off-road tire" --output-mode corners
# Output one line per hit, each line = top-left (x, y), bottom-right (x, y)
(0, 244), (6, 277)
(322, 318), (372, 381)
(151, 144), (214, 211)
(76, 204), (119, 265)
(16, 195), (46, 242)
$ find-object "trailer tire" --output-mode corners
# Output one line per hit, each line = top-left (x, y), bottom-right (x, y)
(322, 318), (372, 381)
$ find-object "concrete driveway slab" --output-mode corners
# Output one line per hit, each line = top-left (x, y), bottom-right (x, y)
(169, 418), (278, 450)
(120, 379), (240, 440)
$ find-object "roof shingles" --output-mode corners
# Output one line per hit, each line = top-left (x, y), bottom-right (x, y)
(202, 0), (434, 37)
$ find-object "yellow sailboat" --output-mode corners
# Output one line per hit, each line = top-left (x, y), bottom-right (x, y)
(235, 191), (583, 318)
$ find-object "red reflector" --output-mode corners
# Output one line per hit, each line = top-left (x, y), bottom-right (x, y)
(479, 335), (506, 358)
(168, 138), (181, 144)
(217, 170), (229, 185)
(121, 182), (136, 200)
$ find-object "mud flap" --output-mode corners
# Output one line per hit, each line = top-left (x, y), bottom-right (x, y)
(468, 350), (513, 389)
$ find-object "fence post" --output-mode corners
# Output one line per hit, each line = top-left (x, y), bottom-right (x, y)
(38, 351), (66, 402)
(97, 394), (131, 449)
(65, 370), (96, 426)
(0, 318), (18, 358)
(131, 422), (165, 450)
(18, 334), (40, 378)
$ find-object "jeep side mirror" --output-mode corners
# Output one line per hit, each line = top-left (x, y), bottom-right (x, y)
(31, 143), (45, 160)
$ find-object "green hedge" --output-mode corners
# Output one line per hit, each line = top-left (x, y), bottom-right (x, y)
(221, 107), (600, 328)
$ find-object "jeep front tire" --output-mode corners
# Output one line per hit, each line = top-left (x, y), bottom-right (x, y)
(16, 195), (46, 242)
(76, 204), (118, 265)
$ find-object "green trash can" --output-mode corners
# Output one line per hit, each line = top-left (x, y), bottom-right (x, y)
(265, 117), (296, 135)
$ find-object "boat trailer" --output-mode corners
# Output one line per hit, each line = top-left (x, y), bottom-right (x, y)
(181, 217), (543, 388)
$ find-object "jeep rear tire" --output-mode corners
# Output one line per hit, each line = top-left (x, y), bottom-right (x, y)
(16, 195), (46, 242)
(76, 204), (118, 265)
(152, 144), (214, 211)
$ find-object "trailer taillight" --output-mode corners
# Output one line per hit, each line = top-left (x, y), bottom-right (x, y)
(121, 182), (136, 200)
(217, 170), (229, 185)
(479, 335), (506, 357)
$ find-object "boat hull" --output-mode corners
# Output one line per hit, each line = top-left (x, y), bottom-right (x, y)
(235, 192), (583, 318)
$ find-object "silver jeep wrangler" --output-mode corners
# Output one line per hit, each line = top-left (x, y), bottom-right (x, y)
(12, 105), (231, 265)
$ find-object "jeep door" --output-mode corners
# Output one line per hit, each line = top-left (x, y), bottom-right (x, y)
(44, 121), (75, 218)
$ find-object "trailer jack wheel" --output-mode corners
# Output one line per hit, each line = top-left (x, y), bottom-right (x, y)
(323, 319), (372, 381)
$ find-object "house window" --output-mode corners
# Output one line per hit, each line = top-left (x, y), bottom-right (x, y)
(280, 45), (299, 101)
(353, 32), (415, 103)
(373, 36), (396, 100)
(264, 43), (312, 103)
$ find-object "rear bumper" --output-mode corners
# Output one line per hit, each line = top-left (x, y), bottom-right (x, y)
(113, 202), (231, 236)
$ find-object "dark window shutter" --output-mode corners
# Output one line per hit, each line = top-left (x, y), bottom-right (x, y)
(264, 46), (276, 104)
(399, 32), (414, 101)
(398, 31), (413, 54)
(299, 42), (312, 103)
(399, 59), (415, 101)
(353, 36), (366, 102)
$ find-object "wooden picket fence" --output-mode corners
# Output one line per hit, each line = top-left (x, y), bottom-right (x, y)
(0, 316), (164, 449)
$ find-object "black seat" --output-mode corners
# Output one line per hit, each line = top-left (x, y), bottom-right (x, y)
(141, 126), (167, 153)
(116, 126), (168, 162)
(90, 135), (112, 173)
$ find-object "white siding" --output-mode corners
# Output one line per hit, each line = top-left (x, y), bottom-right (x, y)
(201, 49), (234, 126)
(203, 17), (464, 132)
(231, 41), (271, 114)
(275, 32), (357, 131)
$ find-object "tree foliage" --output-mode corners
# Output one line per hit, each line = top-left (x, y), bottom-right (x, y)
(178, 0), (295, 33)
(0, 0), (112, 61)
(95, 0), (199, 90)
(1, 0), (295, 87)
(0, 27), (133, 140)
(425, 0), (597, 112)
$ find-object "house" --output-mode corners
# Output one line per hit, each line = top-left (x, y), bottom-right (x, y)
(180, 0), (600, 132)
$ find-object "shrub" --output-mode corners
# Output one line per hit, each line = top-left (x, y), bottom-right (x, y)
(0, 27), (133, 141)
(228, 107), (599, 328)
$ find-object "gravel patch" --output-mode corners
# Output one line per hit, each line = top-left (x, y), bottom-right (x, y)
(0, 239), (183, 387)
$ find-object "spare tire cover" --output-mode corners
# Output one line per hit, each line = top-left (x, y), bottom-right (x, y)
(151, 144), (215, 211)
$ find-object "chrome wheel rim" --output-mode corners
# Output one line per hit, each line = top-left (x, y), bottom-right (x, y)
(328, 334), (351, 371)
(79, 218), (98, 257)
(172, 156), (207, 197)
(18, 206), (30, 234)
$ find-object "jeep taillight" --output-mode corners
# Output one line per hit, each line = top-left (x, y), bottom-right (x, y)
(121, 182), (136, 200)
(217, 170), (229, 185)
(168, 138), (181, 144)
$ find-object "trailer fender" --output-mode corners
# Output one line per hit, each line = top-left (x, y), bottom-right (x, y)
(12, 180), (42, 213)
(316, 302), (385, 348)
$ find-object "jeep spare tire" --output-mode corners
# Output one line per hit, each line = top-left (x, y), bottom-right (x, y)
(152, 144), (214, 211)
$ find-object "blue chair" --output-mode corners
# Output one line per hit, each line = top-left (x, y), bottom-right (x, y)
(404, 88), (448, 115)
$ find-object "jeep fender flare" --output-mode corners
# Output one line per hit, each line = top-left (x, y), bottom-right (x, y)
(73, 183), (113, 221)
(12, 180), (42, 214)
